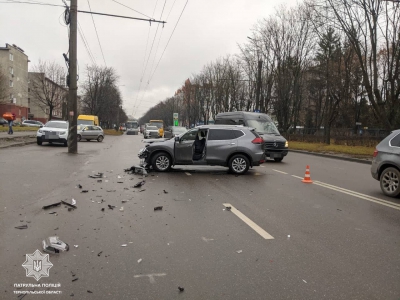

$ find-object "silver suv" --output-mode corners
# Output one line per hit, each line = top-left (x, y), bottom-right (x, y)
(138, 125), (265, 175)
(371, 129), (400, 197)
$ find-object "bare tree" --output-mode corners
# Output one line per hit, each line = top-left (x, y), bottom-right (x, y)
(30, 61), (67, 120)
(321, 0), (400, 130)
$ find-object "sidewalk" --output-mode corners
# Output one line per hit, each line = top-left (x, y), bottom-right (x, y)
(0, 131), (37, 149)
(290, 149), (372, 165)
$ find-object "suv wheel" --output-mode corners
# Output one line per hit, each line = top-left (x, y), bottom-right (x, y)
(152, 152), (171, 172)
(229, 154), (249, 175)
(380, 167), (400, 197)
(97, 135), (104, 142)
(77, 134), (81, 142)
(37, 138), (42, 145)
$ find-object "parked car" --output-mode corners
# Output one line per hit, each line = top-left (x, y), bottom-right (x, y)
(164, 126), (188, 138)
(138, 125), (265, 175)
(0, 117), (8, 126)
(144, 125), (160, 139)
(371, 129), (400, 197)
(140, 125), (145, 134)
(36, 120), (69, 146)
(22, 120), (44, 127)
(215, 111), (288, 162)
(77, 125), (104, 142)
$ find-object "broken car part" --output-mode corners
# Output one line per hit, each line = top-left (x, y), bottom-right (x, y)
(42, 236), (69, 254)
(154, 206), (163, 211)
(42, 202), (62, 210)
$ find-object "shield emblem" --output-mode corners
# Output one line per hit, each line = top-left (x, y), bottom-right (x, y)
(33, 260), (42, 272)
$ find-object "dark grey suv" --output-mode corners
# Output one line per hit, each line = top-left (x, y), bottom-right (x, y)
(138, 125), (265, 175)
(371, 129), (400, 197)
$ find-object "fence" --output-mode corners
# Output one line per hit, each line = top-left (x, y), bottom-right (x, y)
(286, 127), (390, 147)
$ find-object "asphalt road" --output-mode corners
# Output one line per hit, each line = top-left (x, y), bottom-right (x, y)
(0, 135), (399, 300)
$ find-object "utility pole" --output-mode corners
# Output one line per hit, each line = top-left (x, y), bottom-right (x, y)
(255, 59), (263, 112)
(67, 0), (78, 153)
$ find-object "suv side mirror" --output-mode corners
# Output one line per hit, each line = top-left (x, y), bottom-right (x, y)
(174, 136), (180, 142)
(40, 125), (43, 128)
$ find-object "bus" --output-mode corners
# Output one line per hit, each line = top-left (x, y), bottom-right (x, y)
(149, 119), (164, 137)
(126, 120), (139, 135)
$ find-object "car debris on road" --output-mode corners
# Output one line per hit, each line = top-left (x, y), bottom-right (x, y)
(154, 206), (163, 211)
(134, 180), (146, 188)
(42, 202), (62, 210)
(15, 224), (28, 229)
(42, 236), (69, 254)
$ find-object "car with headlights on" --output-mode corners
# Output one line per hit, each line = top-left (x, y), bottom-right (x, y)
(77, 125), (104, 142)
(138, 125), (265, 175)
(371, 129), (400, 197)
(36, 120), (68, 146)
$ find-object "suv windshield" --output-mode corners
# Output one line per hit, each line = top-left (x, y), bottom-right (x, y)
(45, 122), (68, 129)
(247, 120), (280, 135)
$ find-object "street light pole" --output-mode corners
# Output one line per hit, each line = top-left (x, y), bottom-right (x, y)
(67, 0), (78, 153)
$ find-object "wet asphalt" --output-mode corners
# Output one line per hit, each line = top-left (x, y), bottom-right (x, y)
(0, 134), (399, 300)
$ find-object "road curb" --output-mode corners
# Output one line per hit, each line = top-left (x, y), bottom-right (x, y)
(289, 149), (372, 165)
(0, 140), (36, 149)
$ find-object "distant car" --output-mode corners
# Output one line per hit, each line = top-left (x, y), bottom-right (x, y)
(371, 129), (400, 197)
(22, 120), (44, 127)
(164, 126), (188, 138)
(0, 118), (9, 126)
(36, 120), (69, 147)
(138, 125), (265, 175)
(144, 125), (160, 139)
(77, 125), (104, 142)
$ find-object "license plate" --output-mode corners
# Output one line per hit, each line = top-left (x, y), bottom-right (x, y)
(270, 153), (281, 158)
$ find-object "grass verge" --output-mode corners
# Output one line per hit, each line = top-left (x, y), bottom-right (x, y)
(103, 129), (124, 136)
(0, 126), (38, 132)
(289, 141), (375, 157)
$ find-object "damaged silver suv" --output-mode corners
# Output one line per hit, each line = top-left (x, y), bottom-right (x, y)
(138, 125), (265, 175)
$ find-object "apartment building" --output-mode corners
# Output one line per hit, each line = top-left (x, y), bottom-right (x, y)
(0, 43), (29, 122)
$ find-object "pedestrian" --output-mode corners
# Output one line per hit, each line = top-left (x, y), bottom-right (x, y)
(8, 119), (13, 135)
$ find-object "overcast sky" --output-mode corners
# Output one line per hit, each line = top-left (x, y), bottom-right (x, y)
(0, 0), (299, 118)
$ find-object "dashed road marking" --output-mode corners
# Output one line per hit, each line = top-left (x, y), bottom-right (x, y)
(272, 169), (288, 175)
(223, 203), (274, 240)
(185, 172), (191, 176)
(291, 175), (303, 179)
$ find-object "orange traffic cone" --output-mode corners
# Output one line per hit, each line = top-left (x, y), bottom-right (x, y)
(302, 165), (313, 183)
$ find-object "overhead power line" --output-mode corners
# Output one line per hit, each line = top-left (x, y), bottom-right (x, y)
(87, 0), (107, 66)
(133, 0), (188, 117)
(111, 0), (153, 19)
(0, 0), (64, 7)
(77, 10), (167, 24)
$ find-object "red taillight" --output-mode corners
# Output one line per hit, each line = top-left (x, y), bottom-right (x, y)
(252, 137), (264, 144)
(373, 149), (378, 157)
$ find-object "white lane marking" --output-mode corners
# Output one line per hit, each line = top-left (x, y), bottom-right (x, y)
(84, 161), (90, 165)
(185, 172), (191, 176)
(272, 169), (288, 175)
(223, 203), (274, 239)
(291, 175), (303, 179)
(202, 237), (215, 242)
(314, 181), (400, 211)
(134, 273), (166, 283)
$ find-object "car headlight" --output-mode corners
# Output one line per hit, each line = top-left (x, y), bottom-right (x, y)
(285, 141), (289, 147)
(59, 131), (66, 135)
(38, 129), (43, 133)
